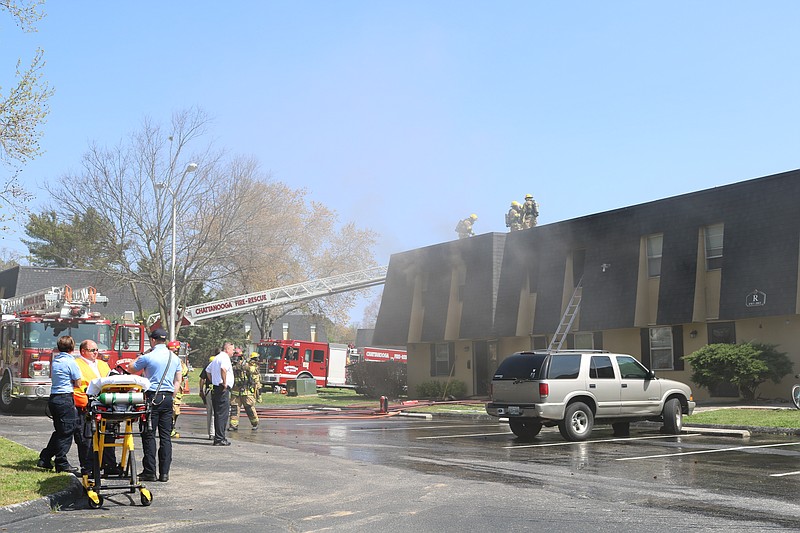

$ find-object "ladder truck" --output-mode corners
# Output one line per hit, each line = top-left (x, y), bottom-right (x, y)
(0, 285), (112, 412)
(162, 266), (389, 389)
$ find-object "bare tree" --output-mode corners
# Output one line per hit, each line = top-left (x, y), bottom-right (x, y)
(46, 107), (265, 336)
(222, 181), (379, 339)
(1, 1), (51, 229)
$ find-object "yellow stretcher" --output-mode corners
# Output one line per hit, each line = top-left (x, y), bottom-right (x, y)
(82, 375), (153, 508)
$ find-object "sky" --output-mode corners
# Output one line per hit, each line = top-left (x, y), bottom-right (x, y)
(3, 1), (800, 324)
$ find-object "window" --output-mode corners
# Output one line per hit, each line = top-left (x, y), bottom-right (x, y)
(547, 355), (581, 379)
(285, 348), (298, 362)
(616, 355), (650, 379)
(649, 327), (674, 370)
(705, 224), (724, 270)
(590, 356), (615, 379)
(647, 234), (663, 277)
(313, 350), (325, 363)
(434, 343), (451, 376)
(573, 333), (594, 350)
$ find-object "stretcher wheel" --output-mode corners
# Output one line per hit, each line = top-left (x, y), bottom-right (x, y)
(140, 488), (153, 506)
(86, 491), (103, 509)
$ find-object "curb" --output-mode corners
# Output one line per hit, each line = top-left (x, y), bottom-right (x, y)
(0, 476), (84, 527)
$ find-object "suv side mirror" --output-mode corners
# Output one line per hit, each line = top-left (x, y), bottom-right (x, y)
(647, 370), (656, 380)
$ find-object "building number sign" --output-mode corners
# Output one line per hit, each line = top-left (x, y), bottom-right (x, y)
(746, 289), (766, 307)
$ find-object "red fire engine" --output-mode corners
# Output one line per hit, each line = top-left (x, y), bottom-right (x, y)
(256, 339), (351, 389)
(354, 347), (407, 363)
(0, 285), (113, 412)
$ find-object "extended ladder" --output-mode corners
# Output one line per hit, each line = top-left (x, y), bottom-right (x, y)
(547, 277), (583, 351)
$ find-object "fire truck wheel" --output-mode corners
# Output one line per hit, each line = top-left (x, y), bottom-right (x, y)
(0, 376), (21, 413)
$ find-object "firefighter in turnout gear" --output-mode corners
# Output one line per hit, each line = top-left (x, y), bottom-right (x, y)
(522, 194), (539, 229)
(455, 214), (477, 239)
(229, 350), (259, 431)
(248, 352), (262, 402)
(506, 201), (523, 231)
(168, 341), (190, 438)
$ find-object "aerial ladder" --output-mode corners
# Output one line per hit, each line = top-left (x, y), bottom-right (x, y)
(149, 265), (388, 327)
(1, 285), (108, 318)
(547, 277), (583, 351)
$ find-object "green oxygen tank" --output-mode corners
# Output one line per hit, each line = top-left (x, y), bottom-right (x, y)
(97, 392), (145, 405)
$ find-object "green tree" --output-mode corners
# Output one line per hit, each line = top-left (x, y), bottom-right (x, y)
(22, 208), (119, 268)
(1, 1), (52, 230)
(684, 342), (793, 400)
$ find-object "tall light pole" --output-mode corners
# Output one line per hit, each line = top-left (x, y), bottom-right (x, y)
(156, 162), (198, 341)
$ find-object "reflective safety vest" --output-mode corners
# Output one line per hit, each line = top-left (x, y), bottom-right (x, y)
(73, 357), (110, 408)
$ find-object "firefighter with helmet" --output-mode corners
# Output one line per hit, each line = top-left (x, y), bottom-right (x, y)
(229, 349), (259, 431)
(168, 340), (189, 438)
(248, 352), (262, 402)
(522, 193), (539, 229)
(455, 214), (478, 239)
(506, 201), (523, 231)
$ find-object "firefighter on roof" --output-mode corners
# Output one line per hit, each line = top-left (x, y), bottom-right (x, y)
(506, 201), (522, 231)
(229, 349), (259, 431)
(455, 214), (478, 239)
(522, 194), (539, 229)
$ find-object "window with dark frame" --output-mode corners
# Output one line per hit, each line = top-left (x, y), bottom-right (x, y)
(648, 327), (674, 370)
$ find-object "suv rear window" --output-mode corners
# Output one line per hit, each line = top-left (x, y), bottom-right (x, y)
(546, 354), (582, 379)
(493, 353), (547, 380)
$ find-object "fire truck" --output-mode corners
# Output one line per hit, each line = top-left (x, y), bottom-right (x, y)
(0, 286), (113, 412)
(256, 339), (352, 389)
(351, 346), (407, 364)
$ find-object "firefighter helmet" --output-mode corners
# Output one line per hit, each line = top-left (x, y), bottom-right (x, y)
(250, 351), (259, 359)
(511, 201), (520, 207)
(525, 194), (533, 199)
(167, 340), (180, 351)
(469, 214), (477, 220)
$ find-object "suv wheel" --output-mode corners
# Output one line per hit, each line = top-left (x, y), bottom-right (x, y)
(661, 398), (683, 434)
(558, 402), (593, 441)
(508, 418), (543, 440)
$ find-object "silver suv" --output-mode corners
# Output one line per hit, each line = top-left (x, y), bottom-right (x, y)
(486, 350), (696, 441)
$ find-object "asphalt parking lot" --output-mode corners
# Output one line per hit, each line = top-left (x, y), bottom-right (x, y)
(2, 408), (800, 532)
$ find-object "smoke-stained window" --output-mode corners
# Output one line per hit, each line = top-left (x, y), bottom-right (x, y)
(430, 342), (454, 376)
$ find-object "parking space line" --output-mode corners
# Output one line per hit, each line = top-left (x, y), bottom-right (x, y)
(770, 470), (800, 477)
(504, 433), (703, 449)
(417, 431), (513, 439)
(617, 441), (800, 461)
(352, 424), (501, 432)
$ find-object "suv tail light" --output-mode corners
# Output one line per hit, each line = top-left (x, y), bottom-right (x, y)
(539, 383), (549, 398)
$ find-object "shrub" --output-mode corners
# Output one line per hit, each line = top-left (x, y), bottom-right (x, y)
(347, 361), (406, 399)
(684, 342), (793, 400)
(415, 379), (468, 400)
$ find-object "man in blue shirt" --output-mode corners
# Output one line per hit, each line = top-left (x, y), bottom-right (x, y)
(128, 328), (182, 482)
(38, 335), (82, 475)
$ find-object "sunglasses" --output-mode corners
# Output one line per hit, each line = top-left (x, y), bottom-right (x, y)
(84, 348), (99, 352)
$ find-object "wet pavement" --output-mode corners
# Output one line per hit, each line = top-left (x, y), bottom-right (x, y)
(1, 404), (799, 531)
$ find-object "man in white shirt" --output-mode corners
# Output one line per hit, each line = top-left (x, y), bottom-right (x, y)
(207, 342), (234, 446)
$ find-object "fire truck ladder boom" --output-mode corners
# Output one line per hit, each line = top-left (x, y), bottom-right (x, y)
(547, 276), (583, 351)
(181, 265), (388, 325)
(1, 285), (108, 315)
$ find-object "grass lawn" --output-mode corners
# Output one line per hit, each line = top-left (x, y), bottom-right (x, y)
(685, 408), (800, 429)
(0, 437), (74, 507)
